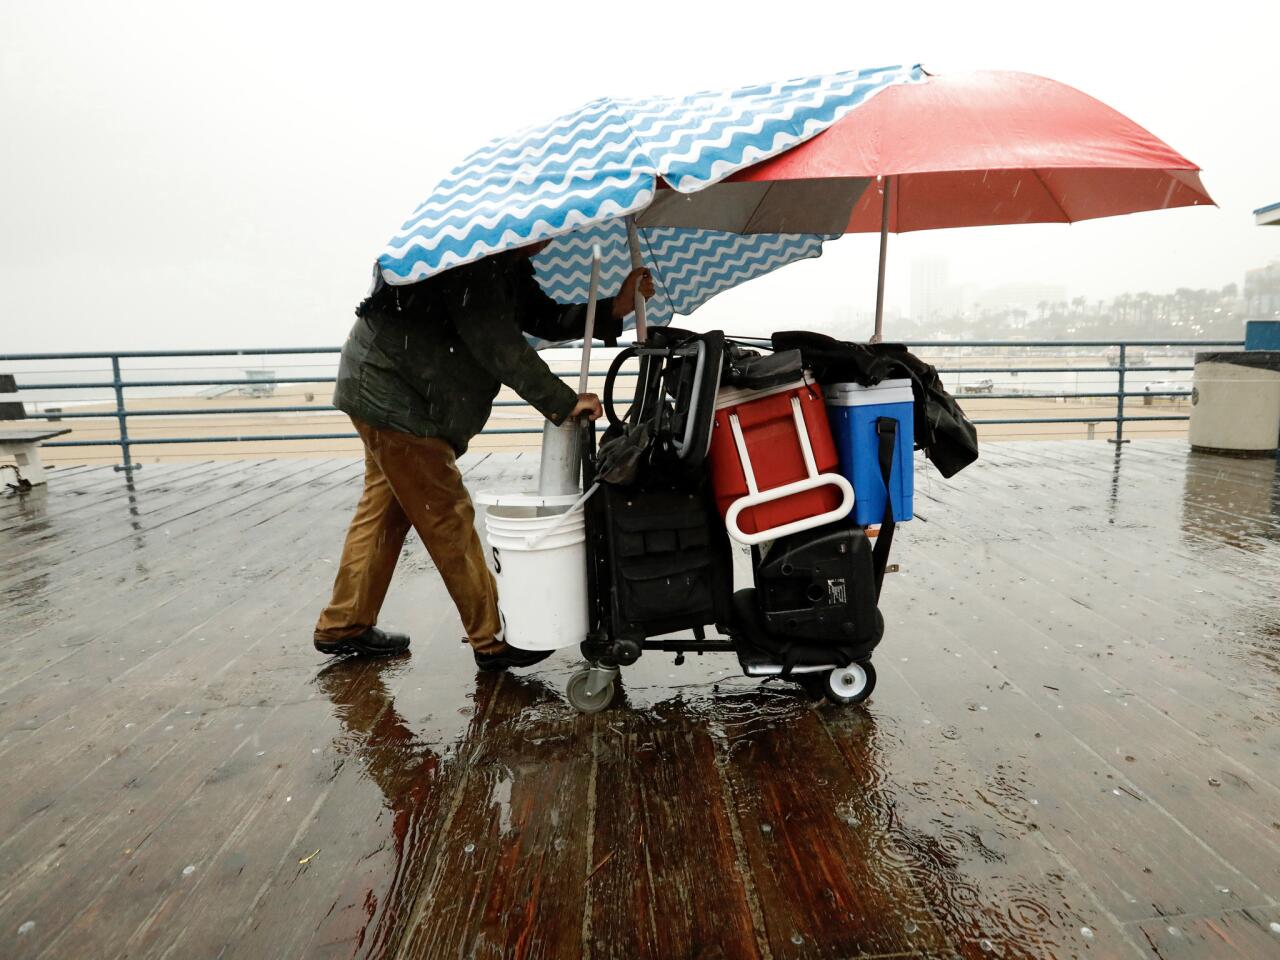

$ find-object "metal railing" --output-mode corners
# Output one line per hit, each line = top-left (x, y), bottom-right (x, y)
(0, 339), (1243, 470)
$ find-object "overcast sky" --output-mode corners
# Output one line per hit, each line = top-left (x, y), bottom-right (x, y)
(2, 0), (1278, 352)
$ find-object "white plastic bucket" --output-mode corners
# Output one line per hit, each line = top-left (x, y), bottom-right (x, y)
(482, 504), (588, 651)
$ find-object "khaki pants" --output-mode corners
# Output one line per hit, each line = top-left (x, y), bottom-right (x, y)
(314, 418), (506, 654)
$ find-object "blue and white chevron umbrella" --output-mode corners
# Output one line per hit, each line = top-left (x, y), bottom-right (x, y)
(376, 65), (924, 338)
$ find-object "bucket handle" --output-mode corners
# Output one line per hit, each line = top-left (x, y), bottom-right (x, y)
(524, 483), (600, 548)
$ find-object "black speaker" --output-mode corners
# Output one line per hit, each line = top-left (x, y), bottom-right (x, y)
(755, 520), (882, 647)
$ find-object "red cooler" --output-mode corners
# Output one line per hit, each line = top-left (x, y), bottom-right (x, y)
(708, 380), (854, 544)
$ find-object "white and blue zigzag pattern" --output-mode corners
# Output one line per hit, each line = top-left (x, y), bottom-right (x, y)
(528, 223), (830, 344)
(377, 65), (921, 335)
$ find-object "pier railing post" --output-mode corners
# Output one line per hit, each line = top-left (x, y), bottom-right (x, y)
(110, 354), (138, 473)
(1108, 343), (1130, 445)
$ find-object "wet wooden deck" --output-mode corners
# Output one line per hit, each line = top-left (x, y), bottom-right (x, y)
(2, 442), (1278, 959)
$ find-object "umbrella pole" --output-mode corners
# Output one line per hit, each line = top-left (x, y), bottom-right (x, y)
(538, 245), (602, 498)
(625, 215), (648, 342)
(872, 175), (892, 343)
(578, 243), (603, 392)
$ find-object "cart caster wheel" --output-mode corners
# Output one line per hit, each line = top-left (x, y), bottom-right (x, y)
(824, 662), (875, 705)
(566, 669), (616, 713)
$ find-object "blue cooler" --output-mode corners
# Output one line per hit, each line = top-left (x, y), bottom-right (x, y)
(825, 379), (914, 525)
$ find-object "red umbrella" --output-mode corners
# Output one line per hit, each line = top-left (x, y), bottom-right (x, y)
(727, 70), (1214, 339)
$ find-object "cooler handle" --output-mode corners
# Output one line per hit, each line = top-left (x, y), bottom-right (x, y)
(723, 397), (854, 545)
(724, 473), (854, 546)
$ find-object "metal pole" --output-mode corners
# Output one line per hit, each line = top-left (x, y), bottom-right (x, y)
(1108, 343), (1130, 445)
(538, 245), (603, 498)
(625, 215), (648, 343)
(872, 176), (891, 344)
(110, 355), (138, 472)
(578, 244), (602, 393)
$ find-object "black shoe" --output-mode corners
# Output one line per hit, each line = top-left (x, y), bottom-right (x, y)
(315, 626), (410, 657)
(473, 645), (554, 672)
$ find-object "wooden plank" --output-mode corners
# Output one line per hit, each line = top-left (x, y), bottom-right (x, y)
(0, 460), (222, 534)
(0, 462), (362, 729)
(0, 459), (352, 646)
(821, 702), (1132, 959)
(715, 704), (951, 959)
(910, 444), (1280, 765)
(206, 456), (534, 959)
(0, 435), (488, 957)
(1133, 907), (1280, 958)
(0, 460), (284, 618)
(0, 458), (304, 577)
(0, 463), (122, 524)
(833, 655), (1142, 960)
(585, 703), (765, 960)
(5, 441), (1278, 960)
(0, 552), (348, 927)
(900, 482), (1280, 878)
(3, 455), (514, 957)
(0, 504), (359, 841)
(132, 453), (515, 959)
(143, 661), (502, 960)
(0, 459), (248, 561)
(396, 673), (596, 960)
(880, 551), (1273, 925)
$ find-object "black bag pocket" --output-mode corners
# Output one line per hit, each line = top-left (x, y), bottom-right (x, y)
(618, 552), (714, 623)
(603, 485), (728, 628)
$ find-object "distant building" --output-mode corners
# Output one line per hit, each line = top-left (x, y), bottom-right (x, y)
(909, 256), (960, 320)
(1254, 200), (1280, 226)
(1244, 261), (1280, 318)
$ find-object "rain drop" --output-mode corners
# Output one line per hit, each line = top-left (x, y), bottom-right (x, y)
(1080, 926), (1094, 939)
(1269, 921), (1280, 934)
(182, 865), (196, 876)
(790, 933), (804, 946)
(18, 921), (34, 936)
(464, 842), (476, 854)
(979, 938), (995, 952)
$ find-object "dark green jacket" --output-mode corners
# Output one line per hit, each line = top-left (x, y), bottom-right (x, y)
(334, 253), (619, 454)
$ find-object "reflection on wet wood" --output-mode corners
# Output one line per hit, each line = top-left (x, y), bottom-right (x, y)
(399, 674), (595, 960)
(720, 704), (952, 959)
(588, 705), (762, 960)
(1, 442), (1278, 959)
